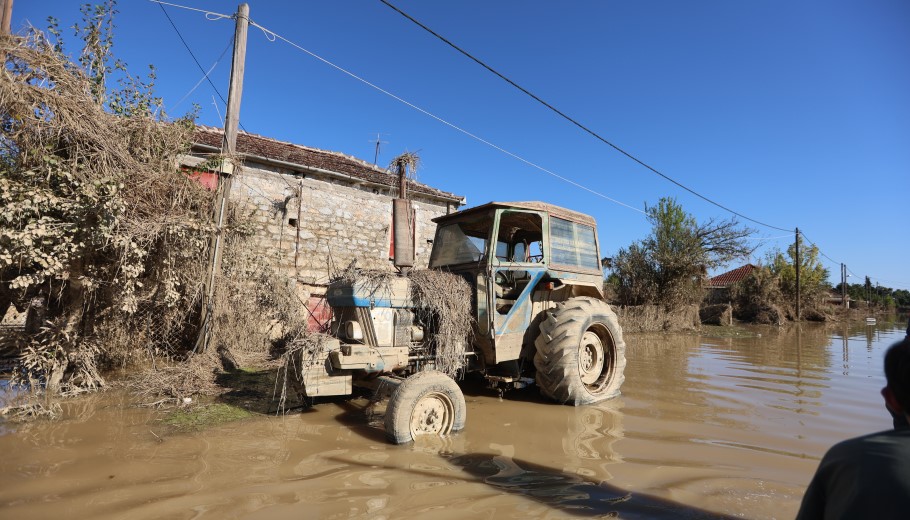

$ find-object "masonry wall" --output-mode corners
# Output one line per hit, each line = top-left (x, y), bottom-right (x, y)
(229, 161), (454, 293)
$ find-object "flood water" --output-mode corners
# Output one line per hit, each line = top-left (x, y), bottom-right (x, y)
(1, 321), (906, 519)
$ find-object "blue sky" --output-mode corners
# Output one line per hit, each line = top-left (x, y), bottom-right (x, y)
(13, 1), (910, 290)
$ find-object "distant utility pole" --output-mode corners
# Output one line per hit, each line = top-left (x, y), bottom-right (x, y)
(1, 0), (13, 35)
(196, 3), (249, 354)
(841, 263), (847, 308)
(795, 227), (801, 320)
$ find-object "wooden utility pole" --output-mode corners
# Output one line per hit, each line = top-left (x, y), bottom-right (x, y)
(196, 3), (249, 353)
(795, 227), (801, 320)
(1, 0), (13, 36)
(841, 264), (847, 308)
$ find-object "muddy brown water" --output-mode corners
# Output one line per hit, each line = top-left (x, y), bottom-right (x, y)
(1, 321), (905, 519)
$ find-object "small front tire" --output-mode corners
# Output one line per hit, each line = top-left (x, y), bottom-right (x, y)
(384, 370), (466, 444)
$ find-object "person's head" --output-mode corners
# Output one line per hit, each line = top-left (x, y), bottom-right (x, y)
(882, 337), (910, 419)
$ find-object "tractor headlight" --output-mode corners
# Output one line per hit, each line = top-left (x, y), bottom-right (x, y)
(410, 325), (424, 342)
(344, 321), (363, 341)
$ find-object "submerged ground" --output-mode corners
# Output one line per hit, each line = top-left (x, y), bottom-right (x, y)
(1, 320), (905, 519)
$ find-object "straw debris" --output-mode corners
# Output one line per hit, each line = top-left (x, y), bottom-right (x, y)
(1, 19), (303, 410)
(328, 264), (474, 378)
(408, 269), (473, 377)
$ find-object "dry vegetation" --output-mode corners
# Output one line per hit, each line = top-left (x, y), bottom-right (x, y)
(329, 263), (473, 377)
(0, 29), (210, 399)
(408, 269), (473, 377)
(0, 22), (308, 415)
(615, 304), (700, 333)
(728, 266), (786, 325)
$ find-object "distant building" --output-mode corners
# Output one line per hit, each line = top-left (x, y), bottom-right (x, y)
(708, 264), (757, 289)
(182, 126), (465, 327)
(825, 292), (853, 309)
(705, 264), (757, 303)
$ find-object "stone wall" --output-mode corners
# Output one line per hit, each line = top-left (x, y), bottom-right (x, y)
(228, 161), (456, 292)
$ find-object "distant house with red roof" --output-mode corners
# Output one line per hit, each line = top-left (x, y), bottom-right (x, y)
(708, 264), (757, 288)
(705, 264), (757, 303)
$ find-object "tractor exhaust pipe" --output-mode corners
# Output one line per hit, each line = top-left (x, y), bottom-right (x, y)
(392, 158), (415, 274)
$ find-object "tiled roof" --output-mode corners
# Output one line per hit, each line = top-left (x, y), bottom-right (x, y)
(192, 125), (463, 203)
(708, 264), (757, 287)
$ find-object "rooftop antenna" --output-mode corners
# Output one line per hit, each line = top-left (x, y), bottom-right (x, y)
(370, 132), (389, 165)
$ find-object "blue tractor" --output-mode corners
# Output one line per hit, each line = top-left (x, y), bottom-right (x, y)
(297, 201), (626, 444)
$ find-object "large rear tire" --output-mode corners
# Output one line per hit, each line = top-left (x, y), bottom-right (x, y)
(534, 297), (626, 405)
(384, 370), (466, 444)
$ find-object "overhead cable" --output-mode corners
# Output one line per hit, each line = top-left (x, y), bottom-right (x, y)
(155, 1), (300, 195)
(171, 36), (233, 111)
(246, 19), (646, 215)
(149, 0), (230, 20)
(378, 0), (791, 233)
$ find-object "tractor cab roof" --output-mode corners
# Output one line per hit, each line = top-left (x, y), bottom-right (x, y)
(433, 201), (597, 228)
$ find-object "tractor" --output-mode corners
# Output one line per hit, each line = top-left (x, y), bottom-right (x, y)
(295, 201), (626, 444)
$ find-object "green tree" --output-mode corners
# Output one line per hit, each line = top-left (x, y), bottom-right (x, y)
(767, 235), (830, 314)
(611, 197), (755, 308)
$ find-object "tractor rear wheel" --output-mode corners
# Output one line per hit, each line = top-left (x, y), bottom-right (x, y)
(384, 370), (466, 444)
(534, 297), (626, 405)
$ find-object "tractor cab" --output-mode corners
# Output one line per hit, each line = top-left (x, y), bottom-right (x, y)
(429, 202), (602, 368)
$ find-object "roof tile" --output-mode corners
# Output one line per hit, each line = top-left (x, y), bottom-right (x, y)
(192, 125), (462, 202)
(709, 264), (757, 287)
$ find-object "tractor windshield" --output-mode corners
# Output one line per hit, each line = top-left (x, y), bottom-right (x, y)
(429, 214), (492, 267)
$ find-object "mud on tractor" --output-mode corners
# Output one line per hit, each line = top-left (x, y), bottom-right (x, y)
(294, 201), (626, 444)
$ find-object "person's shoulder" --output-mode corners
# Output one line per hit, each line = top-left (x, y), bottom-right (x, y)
(825, 428), (910, 459)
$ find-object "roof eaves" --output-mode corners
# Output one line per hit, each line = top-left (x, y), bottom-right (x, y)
(191, 125), (465, 204)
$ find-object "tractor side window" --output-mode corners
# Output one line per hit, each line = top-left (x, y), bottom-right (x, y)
(495, 241), (509, 261)
(512, 242), (526, 262)
(496, 211), (544, 263)
(528, 240), (543, 262)
(550, 217), (599, 270)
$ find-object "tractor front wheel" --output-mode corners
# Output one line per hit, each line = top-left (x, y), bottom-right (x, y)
(534, 297), (626, 405)
(384, 370), (466, 444)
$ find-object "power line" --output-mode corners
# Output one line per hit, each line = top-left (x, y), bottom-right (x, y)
(744, 234), (791, 241)
(799, 231), (908, 289)
(155, 2), (905, 290)
(155, 1), (301, 195)
(149, 0), (229, 18)
(246, 19), (646, 215)
(378, 0), (791, 233)
(798, 231), (841, 266)
(156, 1), (230, 109)
(170, 36), (233, 111)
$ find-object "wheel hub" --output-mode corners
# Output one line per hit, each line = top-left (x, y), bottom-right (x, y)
(409, 392), (454, 437)
(579, 330), (605, 385)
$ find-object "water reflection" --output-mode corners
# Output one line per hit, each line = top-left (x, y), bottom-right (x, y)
(0, 321), (906, 519)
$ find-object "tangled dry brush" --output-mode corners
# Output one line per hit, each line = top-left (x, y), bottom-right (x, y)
(1, 30), (474, 416)
(0, 31), (307, 408)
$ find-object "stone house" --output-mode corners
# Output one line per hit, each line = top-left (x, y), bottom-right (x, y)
(183, 126), (465, 325)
